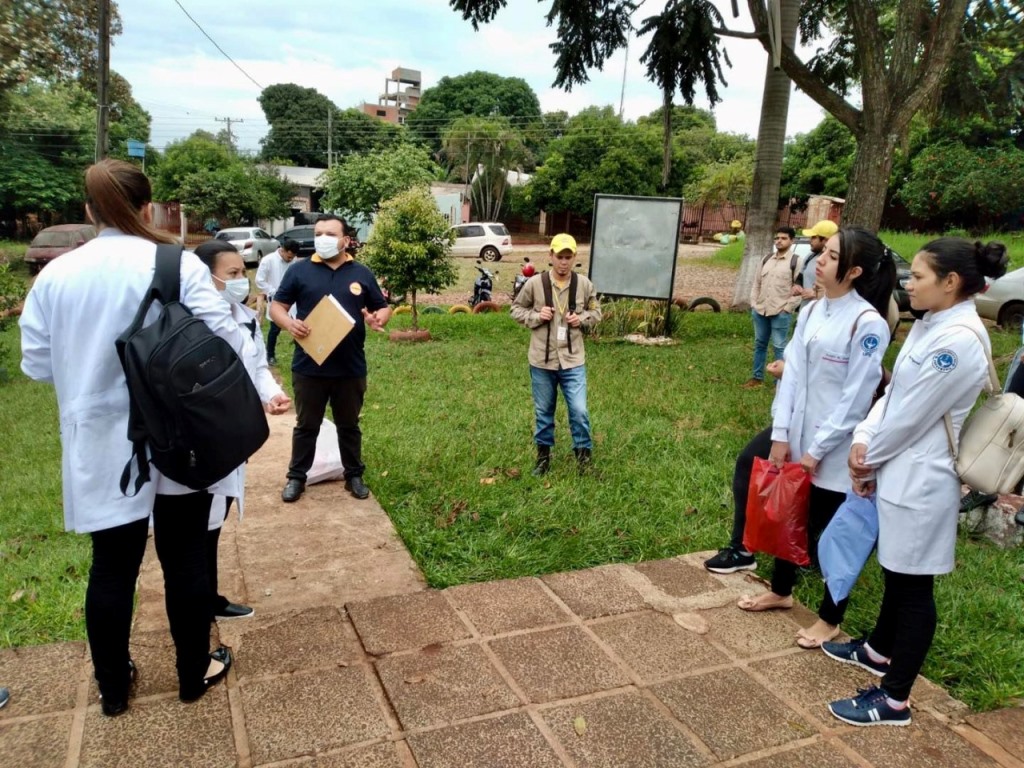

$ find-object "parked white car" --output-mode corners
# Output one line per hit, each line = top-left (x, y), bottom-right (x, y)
(450, 222), (513, 261)
(214, 227), (279, 266)
(975, 268), (1024, 330)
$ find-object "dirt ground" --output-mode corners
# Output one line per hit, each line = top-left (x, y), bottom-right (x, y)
(421, 242), (738, 308)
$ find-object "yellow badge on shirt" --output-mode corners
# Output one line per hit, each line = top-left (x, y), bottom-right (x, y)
(349, 282), (362, 296)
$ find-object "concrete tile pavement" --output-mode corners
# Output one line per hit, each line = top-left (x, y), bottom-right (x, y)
(1, 416), (1021, 766)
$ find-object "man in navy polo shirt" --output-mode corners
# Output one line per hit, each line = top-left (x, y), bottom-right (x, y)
(270, 215), (391, 502)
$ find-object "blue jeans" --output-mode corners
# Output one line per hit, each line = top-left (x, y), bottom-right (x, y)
(751, 310), (791, 380)
(530, 365), (592, 449)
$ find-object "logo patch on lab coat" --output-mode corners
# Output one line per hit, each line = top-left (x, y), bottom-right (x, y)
(349, 282), (362, 296)
(932, 349), (958, 372)
(861, 334), (880, 355)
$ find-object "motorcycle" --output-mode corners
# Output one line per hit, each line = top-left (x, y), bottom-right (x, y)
(511, 258), (536, 301)
(471, 261), (495, 307)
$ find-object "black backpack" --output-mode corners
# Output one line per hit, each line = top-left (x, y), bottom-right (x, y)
(115, 244), (269, 495)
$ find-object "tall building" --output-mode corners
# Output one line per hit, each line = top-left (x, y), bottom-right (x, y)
(361, 67), (421, 125)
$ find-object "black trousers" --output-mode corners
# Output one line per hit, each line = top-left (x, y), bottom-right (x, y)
(206, 497), (233, 616)
(266, 321), (282, 359)
(288, 372), (367, 482)
(770, 484), (849, 626)
(869, 568), (937, 701)
(87, 492), (212, 702)
(728, 427), (773, 550)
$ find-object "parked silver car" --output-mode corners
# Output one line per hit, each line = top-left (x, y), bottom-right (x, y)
(975, 268), (1024, 330)
(214, 227), (279, 266)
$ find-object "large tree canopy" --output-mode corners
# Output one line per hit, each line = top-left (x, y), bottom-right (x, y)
(319, 143), (443, 223)
(1, 1), (123, 96)
(258, 83), (402, 166)
(449, 0), (1017, 230)
(406, 71), (541, 152)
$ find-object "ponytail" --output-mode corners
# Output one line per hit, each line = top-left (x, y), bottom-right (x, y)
(838, 227), (897, 320)
(84, 159), (178, 245)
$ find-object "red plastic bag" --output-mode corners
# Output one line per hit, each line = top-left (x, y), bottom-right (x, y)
(742, 457), (812, 566)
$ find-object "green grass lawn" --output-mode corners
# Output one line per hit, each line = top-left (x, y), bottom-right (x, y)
(2, 307), (1023, 710)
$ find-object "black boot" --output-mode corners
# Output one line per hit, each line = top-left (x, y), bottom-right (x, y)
(532, 445), (551, 477)
(574, 447), (592, 474)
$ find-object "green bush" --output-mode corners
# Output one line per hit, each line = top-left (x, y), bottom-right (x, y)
(0, 262), (28, 381)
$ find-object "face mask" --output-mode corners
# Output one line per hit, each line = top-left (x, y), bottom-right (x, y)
(216, 276), (250, 305)
(314, 234), (341, 260)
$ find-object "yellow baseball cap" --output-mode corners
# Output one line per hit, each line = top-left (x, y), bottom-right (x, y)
(550, 233), (577, 254)
(803, 220), (839, 238)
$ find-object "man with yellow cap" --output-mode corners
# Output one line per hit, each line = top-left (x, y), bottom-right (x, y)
(794, 220), (840, 302)
(511, 233), (602, 475)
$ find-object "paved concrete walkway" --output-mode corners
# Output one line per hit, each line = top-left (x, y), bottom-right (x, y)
(1, 416), (1022, 767)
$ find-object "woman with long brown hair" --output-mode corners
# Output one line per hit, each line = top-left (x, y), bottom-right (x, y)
(20, 159), (242, 713)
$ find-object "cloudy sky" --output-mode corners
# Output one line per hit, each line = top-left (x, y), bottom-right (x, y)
(110, 0), (834, 156)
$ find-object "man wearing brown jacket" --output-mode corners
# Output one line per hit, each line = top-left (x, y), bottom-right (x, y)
(511, 234), (602, 475)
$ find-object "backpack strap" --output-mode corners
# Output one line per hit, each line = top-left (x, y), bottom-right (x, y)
(541, 271), (553, 364)
(942, 324), (1001, 458)
(118, 243), (184, 497)
(566, 271), (579, 356)
(153, 243), (183, 304)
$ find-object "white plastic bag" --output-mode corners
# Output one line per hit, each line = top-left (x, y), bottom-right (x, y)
(308, 418), (345, 485)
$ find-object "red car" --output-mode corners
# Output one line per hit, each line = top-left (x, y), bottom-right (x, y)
(24, 224), (97, 274)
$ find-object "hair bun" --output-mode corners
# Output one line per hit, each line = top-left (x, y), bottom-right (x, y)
(975, 241), (1009, 280)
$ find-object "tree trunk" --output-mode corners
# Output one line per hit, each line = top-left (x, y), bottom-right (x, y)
(730, 0), (798, 310)
(842, 129), (898, 229)
(411, 288), (418, 331)
(661, 89), (673, 192)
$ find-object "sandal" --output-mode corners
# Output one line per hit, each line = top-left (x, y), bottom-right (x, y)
(796, 624), (841, 649)
(737, 593), (793, 612)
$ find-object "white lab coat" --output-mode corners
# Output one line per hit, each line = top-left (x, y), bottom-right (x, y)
(853, 300), (991, 575)
(254, 250), (294, 321)
(772, 292), (890, 492)
(19, 230), (246, 534)
(207, 301), (284, 531)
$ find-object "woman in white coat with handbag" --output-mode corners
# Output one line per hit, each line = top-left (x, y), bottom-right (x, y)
(825, 237), (1008, 727)
(19, 160), (240, 714)
(737, 228), (896, 650)
(194, 240), (291, 620)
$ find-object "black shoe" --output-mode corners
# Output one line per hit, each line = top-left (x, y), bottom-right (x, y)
(268, 356), (278, 366)
(1016, 507), (1024, 527)
(0, 688), (8, 710)
(532, 445), (552, 477)
(704, 547), (757, 574)
(99, 659), (137, 717)
(959, 489), (998, 514)
(574, 447), (592, 475)
(180, 647), (232, 703)
(282, 478), (305, 503)
(345, 476), (370, 499)
(215, 602), (254, 619)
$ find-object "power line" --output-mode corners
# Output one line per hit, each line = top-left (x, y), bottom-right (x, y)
(171, 0), (264, 91)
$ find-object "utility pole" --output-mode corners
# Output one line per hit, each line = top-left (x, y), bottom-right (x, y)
(95, 0), (111, 161)
(327, 108), (333, 168)
(215, 116), (243, 153)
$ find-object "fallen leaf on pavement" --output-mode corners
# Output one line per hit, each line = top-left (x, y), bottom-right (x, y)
(674, 612), (710, 634)
(573, 716), (587, 737)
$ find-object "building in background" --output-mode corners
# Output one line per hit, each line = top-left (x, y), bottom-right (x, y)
(361, 67), (421, 125)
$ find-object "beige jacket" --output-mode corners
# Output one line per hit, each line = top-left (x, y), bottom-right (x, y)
(751, 249), (801, 316)
(511, 271), (602, 370)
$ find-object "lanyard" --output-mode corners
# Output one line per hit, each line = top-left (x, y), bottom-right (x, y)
(553, 281), (570, 315)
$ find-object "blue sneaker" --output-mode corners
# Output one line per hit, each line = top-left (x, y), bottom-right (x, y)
(821, 638), (890, 677)
(829, 685), (911, 727)
(0, 687), (9, 709)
